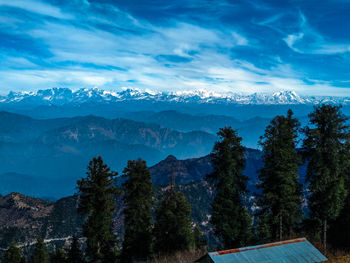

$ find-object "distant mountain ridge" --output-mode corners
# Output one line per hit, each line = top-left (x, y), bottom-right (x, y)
(0, 111), (217, 197)
(1, 87), (348, 105)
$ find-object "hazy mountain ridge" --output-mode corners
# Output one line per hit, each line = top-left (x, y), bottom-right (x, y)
(149, 149), (263, 192)
(36, 115), (214, 150)
(0, 111), (217, 197)
(1, 88), (348, 106)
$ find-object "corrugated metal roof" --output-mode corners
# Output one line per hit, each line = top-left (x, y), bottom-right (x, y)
(207, 238), (327, 263)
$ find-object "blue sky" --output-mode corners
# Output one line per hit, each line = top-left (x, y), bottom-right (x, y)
(0, 0), (349, 96)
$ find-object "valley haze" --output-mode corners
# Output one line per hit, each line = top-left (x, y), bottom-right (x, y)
(0, 87), (348, 198)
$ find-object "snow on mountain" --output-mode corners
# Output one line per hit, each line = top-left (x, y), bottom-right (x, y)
(271, 90), (305, 104)
(0, 87), (348, 105)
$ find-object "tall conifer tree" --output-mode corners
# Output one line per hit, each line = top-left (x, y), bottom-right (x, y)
(77, 156), (119, 263)
(121, 159), (154, 262)
(257, 110), (302, 240)
(328, 140), (350, 249)
(32, 238), (49, 263)
(154, 177), (194, 254)
(67, 236), (83, 263)
(303, 104), (350, 250)
(207, 127), (253, 249)
(2, 242), (23, 263)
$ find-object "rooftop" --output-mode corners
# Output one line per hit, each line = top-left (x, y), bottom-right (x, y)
(198, 238), (327, 263)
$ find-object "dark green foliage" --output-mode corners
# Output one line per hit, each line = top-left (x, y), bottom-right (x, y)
(207, 127), (253, 249)
(77, 156), (119, 263)
(303, 105), (350, 248)
(67, 236), (83, 263)
(328, 134), (350, 249)
(2, 242), (23, 263)
(239, 208), (254, 245)
(256, 215), (272, 243)
(153, 180), (217, 249)
(154, 187), (194, 254)
(121, 159), (154, 262)
(257, 110), (302, 240)
(32, 238), (49, 263)
(50, 249), (67, 263)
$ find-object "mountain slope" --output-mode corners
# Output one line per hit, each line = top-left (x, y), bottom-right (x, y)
(149, 148), (263, 192)
(0, 112), (217, 197)
(124, 110), (274, 148)
(38, 116), (215, 155)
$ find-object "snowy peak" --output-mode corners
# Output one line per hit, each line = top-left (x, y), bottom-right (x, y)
(0, 88), (348, 105)
(271, 90), (305, 104)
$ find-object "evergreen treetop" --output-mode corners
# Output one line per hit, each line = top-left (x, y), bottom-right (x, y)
(303, 105), (349, 221)
(302, 104), (350, 249)
(207, 127), (253, 249)
(77, 156), (119, 263)
(121, 159), (154, 262)
(257, 109), (302, 240)
(208, 127), (247, 192)
(154, 183), (194, 254)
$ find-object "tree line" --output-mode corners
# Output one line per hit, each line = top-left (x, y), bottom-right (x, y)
(209, 104), (350, 252)
(2, 158), (204, 263)
(2, 104), (350, 262)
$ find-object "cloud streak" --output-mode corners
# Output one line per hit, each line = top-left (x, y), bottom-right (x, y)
(0, 0), (349, 96)
(0, 0), (71, 19)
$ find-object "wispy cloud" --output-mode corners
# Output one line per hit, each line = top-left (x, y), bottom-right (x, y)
(0, 0), (349, 96)
(283, 12), (350, 55)
(0, 0), (71, 19)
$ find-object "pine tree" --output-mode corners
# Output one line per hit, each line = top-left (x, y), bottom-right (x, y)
(2, 242), (23, 263)
(256, 215), (272, 243)
(329, 140), (350, 249)
(238, 208), (254, 245)
(77, 156), (119, 263)
(32, 238), (49, 263)
(67, 236), (83, 263)
(257, 110), (302, 240)
(207, 127), (253, 249)
(121, 159), (154, 262)
(154, 181), (194, 254)
(51, 248), (67, 263)
(303, 104), (350, 250)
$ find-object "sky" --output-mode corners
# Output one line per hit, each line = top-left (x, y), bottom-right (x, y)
(0, 0), (350, 96)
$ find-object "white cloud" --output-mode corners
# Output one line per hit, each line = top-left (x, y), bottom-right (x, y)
(0, 0), (72, 19)
(283, 33), (304, 53)
(283, 12), (350, 55)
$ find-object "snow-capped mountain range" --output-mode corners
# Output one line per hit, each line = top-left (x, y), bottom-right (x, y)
(0, 88), (349, 105)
